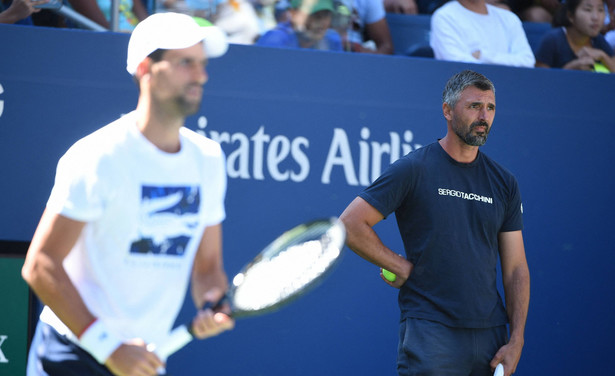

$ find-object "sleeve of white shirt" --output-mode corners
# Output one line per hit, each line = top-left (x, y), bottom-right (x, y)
(364, 0), (386, 24)
(204, 147), (227, 226)
(479, 10), (536, 67)
(46, 140), (110, 222)
(430, 8), (480, 63)
(191, 135), (227, 227)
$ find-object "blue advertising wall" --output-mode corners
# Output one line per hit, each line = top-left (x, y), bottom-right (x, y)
(1, 23), (614, 375)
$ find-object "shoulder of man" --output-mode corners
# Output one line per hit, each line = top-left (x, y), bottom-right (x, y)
(478, 150), (518, 180)
(180, 126), (225, 157)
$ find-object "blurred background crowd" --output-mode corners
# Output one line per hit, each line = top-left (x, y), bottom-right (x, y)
(2, 0), (614, 72)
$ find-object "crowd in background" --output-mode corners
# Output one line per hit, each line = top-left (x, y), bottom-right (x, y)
(2, 0), (614, 72)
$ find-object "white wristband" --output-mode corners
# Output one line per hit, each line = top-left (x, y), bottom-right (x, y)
(78, 320), (123, 364)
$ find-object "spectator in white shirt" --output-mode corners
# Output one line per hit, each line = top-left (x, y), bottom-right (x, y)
(430, 0), (536, 67)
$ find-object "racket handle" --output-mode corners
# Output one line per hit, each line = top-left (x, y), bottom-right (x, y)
(152, 297), (229, 358)
(202, 296), (228, 311)
(153, 325), (194, 359)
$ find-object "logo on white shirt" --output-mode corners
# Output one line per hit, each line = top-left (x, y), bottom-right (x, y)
(130, 186), (200, 255)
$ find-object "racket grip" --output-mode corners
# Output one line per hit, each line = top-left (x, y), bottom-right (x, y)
(154, 325), (194, 359)
(202, 296), (228, 311)
(152, 296), (229, 359)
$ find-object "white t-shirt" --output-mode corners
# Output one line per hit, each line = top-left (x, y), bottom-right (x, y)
(430, 1), (535, 67)
(40, 111), (227, 353)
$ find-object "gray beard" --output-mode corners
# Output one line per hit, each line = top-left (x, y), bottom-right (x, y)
(455, 121), (489, 146)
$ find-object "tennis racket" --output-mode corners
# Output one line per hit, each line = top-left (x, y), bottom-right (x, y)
(151, 217), (346, 359)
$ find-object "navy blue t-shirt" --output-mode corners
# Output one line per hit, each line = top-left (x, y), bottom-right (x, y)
(535, 27), (614, 69)
(359, 142), (523, 328)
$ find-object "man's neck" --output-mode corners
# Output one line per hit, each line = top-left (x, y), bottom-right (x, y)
(457, 0), (488, 14)
(439, 134), (479, 163)
(135, 101), (184, 154)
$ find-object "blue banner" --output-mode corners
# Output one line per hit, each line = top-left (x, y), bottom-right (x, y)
(1, 23), (614, 375)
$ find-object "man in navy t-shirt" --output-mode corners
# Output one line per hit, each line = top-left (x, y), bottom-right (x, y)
(340, 70), (529, 376)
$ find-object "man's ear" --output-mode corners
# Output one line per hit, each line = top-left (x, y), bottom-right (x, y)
(135, 58), (152, 81)
(442, 102), (453, 121)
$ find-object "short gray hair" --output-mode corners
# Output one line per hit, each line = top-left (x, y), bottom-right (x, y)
(442, 70), (495, 108)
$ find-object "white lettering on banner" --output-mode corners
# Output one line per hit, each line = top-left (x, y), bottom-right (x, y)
(0, 83), (4, 118)
(322, 128), (358, 185)
(321, 128), (421, 186)
(0, 335), (8, 363)
(198, 119), (311, 183)
(195, 117), (422, 186)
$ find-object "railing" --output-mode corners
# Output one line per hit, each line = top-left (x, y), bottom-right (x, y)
(49, 0), (121, 31)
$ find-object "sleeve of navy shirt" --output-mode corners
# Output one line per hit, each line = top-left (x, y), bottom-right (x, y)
(358, 156), (416, 219)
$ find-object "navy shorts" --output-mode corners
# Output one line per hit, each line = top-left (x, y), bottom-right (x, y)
(397, 318), (508, 376)
(27, 321), (115, 376)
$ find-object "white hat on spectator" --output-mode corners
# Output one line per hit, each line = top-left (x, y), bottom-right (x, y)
(126, 12), (228, 75)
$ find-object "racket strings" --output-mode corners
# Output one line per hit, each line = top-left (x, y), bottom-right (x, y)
(231, 224), (343, 312)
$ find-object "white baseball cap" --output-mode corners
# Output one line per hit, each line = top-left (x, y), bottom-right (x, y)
(126, 12), (228, 75)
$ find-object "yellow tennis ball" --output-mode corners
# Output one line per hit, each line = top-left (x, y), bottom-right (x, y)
(193, 17), (213, 27)
(594, 62), (610, 74)
(382, 269), (397, 282)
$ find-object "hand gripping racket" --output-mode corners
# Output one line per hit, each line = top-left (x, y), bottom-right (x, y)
(152, 217), (346, 359)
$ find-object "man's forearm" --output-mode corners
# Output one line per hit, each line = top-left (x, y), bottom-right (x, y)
(504, 265), (530, 343)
